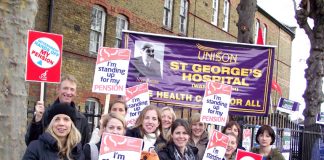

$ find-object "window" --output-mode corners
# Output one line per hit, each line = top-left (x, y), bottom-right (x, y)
(85, 98), (100, 131)
(163, 0), (173, 29)
(212, 0), (219, 25)
(179, 0), (188, 34)
(263, 24), (267, 44)
(254, 19), (260, 44)
(115, 15), (128, 48)
(222, 0), (230, 31)
(89, 5), (106, 54)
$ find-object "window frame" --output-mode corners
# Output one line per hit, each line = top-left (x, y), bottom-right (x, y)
(163, 0), (173, 29)
(85, 98), (100, 130)
(263, 24), (267, 44)
(89, 5), (106, 55)
(222, 0), (230, 31)
(179, 0), (188, 35)
(115, 14), (129, 48)
(211, 0), (219, 26)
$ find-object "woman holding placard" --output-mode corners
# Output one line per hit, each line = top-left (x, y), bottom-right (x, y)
(188, 113), (209, 160)
(161, 107), (177, 141)
(22, 103), (84, 160)
(83, 113), (127, 160)
(251, 125), (285, 160)
(223, 133), (239, 160)
(126, 105), (166, 152)
(158, 119), (198, 160)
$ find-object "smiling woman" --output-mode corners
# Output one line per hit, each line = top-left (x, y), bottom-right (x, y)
(126, 105), (167, 152)
(251, 125), (285, 160)
(188, 113), (209, 160)
(158, 119), (198, 160)
(22, 103), (84, 160)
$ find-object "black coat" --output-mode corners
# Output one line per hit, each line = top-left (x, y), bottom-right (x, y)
(158, 143), (198, 160)
(126, 127), (167, 151)
(25, 99), (90, 146)
(22, 132), (84, 160)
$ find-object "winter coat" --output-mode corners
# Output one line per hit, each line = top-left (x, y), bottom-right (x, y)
(126, 127), (167, 152)
(158, 142), (198, 160)
(22, 132), (84, 160)
(251, 147), (285, 160)
(188, 131), (209, 160)
(25, 99), (90, 146)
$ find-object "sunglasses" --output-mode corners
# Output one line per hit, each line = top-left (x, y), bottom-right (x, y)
(145, 49), (155, 57)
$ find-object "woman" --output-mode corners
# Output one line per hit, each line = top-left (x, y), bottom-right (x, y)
(23, 103), (84, 160)
(161, 107), (176, 141)
(89, 100), (127, 144)
(223, 133), (238, 160)
(188, 113), (209, 160)
(158, 119), (198, 160)
(108, 100), (128, 117)
(84, 113), (126, 160)
(126, 105), (166, 152)
(251, 125), (285, 160)
(222, 121), (245, 150)
(222, 121), (240, 139)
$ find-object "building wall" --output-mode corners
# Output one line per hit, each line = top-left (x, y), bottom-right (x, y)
(29, 0), (294, 114)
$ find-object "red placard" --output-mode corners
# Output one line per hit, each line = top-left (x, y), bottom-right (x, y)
(25, 30), (63, 83)
(236, 149), (263, 160)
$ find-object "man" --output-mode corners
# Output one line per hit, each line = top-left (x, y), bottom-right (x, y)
(133, 43), (162, 78)
(25, 75), (90, 146)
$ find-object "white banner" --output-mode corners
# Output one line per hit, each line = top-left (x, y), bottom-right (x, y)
(201, 81), (232, 126)
(92, 48), (130, 95)
(125, 83), (150, 127)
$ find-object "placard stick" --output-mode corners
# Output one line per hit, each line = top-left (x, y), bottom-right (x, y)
(40, 82), (45, 102)
(104, 94), (111, 114)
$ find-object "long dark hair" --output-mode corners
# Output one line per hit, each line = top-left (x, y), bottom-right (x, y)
(169, 119), (190, 143)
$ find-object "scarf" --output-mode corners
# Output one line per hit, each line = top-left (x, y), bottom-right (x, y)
(143, 133), (157, 151)
(173, 145), (196, 160)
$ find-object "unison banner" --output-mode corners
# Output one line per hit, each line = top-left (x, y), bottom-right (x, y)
(123, 31), (275, 116)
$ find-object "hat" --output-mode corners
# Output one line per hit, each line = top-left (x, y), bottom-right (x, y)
(48, 103), (76, 123)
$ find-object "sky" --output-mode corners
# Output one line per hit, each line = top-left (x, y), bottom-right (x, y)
(257, 0), (312, 119)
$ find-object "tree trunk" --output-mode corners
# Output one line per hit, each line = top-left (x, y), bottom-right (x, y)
(233, 0), (257, 124)
(0, 0), (37, 159)
(295, 0), (324, 159)
(236, 0), (257, 44)
(296, 0), (324, 127)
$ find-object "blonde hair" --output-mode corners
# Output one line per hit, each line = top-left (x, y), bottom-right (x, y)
(102, 113), (127, 134)
(46, 115), (81, 160)
(161, 107), (176, 121)
(60, 74), (78, 86)
(161, 107), (176, 141)
(134, 105), (163, 138)
(189, 113), (207, 133)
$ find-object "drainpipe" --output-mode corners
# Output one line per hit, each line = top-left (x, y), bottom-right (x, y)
(44, 0), (54, 103)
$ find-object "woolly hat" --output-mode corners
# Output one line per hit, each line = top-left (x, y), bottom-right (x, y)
(48, 103), (76, 123)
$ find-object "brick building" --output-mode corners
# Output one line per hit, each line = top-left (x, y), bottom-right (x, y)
(28, 0), (294, 124)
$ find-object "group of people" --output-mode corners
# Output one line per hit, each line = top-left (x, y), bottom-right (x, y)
(22, 74), (285, 160)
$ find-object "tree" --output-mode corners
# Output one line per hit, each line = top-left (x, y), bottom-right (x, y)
(0, 0), (37, 159)
(293, 0), (324, 159)
(294, 0), (324, 126)
(232, 0), (257, 124)
(236, 0), (257, 44)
